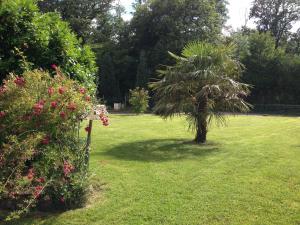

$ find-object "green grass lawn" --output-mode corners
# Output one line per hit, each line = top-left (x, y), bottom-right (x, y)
(2, 114), (300, 225)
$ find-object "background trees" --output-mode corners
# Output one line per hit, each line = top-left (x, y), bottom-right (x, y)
(130, 0), (226, 76)
(1, 0), (300, 108)
(250, 0), (300, 48)
(150, 42), (251, 143)
(229, 30), (300, 105)
(38, 0), (114, 43)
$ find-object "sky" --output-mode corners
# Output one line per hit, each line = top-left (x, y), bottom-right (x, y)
(118, 0), (300, 32)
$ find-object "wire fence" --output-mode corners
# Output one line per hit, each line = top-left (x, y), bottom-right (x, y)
(252, 104), (300, 115)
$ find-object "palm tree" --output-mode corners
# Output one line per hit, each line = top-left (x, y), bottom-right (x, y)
(150, 42), (251, 144)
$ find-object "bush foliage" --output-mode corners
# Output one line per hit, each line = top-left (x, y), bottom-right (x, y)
(0, 69), (93, 220)
(0, 0), (97, 92)
(129, 87), (149, 114)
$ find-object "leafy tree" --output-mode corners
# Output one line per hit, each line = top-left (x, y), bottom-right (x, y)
(287, 28), (300, 55)
(135, 50), (150, 88)
(38, 0), (113, 43)
(250, 0), (300, 48)
(150, 42), (251, 143)
(227, 31), (251, 60)
(242, 31), (300, 104)
(130, 0), (227, 75)
(0, 0), (97, 92)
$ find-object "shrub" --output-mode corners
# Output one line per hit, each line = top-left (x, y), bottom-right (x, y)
(0, 69), (98, 220)
(0, 0), (97, 92)
(129, 87), (149, 114)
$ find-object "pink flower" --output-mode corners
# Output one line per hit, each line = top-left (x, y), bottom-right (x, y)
(67, 102), (76, 111)
(41, 136), (50, 145)
(79, 87), (86, 94)
(48, 87), (55, 96)
(85, 95), (91, 102)
(33, 101), (44, 115)
(27, 168), (34, 180)
(34, 185), (43, 198)
(0, 86), (7, 95)
(60, 111), (66, 119)
(63, 160), (74, 176)
(14, 77), (25, 87)
(100, 115), (109, 126)
(38, 99), (46, 105)
(51, 101), (58, 109)
(36, 177), (45, 183)
(0, 111), (5, 118)
(85, 126), (91, 132)
(51, 64), (57, 70)
(58, 87), (65, 94)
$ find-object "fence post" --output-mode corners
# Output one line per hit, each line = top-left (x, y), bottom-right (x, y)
(85, 119), (93, 168)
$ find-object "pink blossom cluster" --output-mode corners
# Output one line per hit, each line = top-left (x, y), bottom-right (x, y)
(63, 160), (75, 176)
(14, 77), (25, 87)
(33, 100), (46, 115)
(100, 115), (109, 126)
(34, 185), (43, 198)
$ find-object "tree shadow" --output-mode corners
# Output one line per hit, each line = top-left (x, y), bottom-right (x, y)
(0, 211), (62, 225)
(96, 139), (220, 162)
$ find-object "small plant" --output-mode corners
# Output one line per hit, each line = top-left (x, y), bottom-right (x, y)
(129, 87), (150, 114)
(0, 68), (107, 220)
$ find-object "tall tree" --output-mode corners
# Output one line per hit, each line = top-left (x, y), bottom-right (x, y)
(250, 0), (300, 48)
(98, 52), (121, 104)
(38, 0), (113, 42)
(150, 42), (251, 143)
(135, 50), (150, 88)
(130, 0), (227, 76)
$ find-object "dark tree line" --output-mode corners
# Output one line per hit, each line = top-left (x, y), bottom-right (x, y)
(2, 0), (299, 106)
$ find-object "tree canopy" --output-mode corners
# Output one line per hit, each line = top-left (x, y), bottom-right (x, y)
(0, 0), (97, 91)
(38, 0), (113, 43)
(250, 0), (300, 47)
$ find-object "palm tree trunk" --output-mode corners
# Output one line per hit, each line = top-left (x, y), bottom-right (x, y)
(194, 98), (208, 144)
(195, 116), (207, 143)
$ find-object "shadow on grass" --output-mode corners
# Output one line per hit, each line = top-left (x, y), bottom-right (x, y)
(97, 139), (220, 162)
(0, 211), (62, 225)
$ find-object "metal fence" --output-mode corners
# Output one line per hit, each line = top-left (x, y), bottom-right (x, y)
(252, 104), (300, 115)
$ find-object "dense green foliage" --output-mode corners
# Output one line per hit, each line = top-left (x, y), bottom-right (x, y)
(94, 0), (228, 104)
(0, 70), (92, 220)
(0, 0), (97, 92)
(130, 0), (226, 71)
(250, 0), (300, 48)
(97, 52), (121, 104)
(230, 31), (300, 104)
(0, 1), (299, 105)
(38, 0), (113, 43)
(2, 114), (300, 225)
(129, 87), (149, 114)
(135, 50), (150, 88)
(151, 42), (250, 143)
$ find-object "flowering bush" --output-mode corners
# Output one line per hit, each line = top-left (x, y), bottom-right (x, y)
(0, 69), (104, 220)
(129, 87), (150, 114)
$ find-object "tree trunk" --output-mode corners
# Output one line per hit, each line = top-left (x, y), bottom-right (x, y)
(195, 116), (207, 144)
(194, 98), (208, 144)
